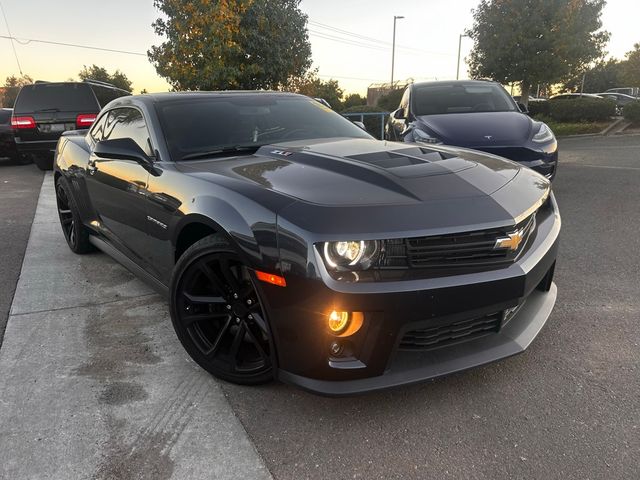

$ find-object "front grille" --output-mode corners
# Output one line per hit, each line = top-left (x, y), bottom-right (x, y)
(399, 312), (502, 350)
(380, 214), (536, 269)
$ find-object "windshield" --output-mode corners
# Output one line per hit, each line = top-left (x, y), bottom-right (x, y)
(156, 95), (372, 161)
(412, 83), (517, 116)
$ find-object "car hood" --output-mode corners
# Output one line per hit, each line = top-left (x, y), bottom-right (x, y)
(178, 137), (547, 208)
(178, 137), (551, 237)
(415, 111), (534, 147)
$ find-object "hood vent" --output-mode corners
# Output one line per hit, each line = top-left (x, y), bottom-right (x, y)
(346, 147), (449, 170)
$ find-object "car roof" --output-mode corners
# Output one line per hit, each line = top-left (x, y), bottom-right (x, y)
(28, 80), (129, 93)
(552, 93), (602, 97)
(597, 92), (634, 97)
(108, 90), (307, 108)
(411, 79), (499, 89)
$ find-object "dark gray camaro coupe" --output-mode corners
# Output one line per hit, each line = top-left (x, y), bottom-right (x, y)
(54, 92), (560, 395)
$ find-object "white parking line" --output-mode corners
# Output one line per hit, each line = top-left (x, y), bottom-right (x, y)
(561, 163), (640, 171)
(0, 173), (272, 480)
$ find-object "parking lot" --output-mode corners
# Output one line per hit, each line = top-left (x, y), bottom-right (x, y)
(0, 135), (638, 479)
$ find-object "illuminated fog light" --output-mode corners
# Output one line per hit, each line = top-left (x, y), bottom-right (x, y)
(328, 310), (350, 333)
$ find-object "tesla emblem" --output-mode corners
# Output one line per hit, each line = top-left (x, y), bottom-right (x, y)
(494, 230), (524, 251)
(484, 135), (493, 140)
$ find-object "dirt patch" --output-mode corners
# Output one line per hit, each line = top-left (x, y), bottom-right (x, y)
(99, 381), (149, 406)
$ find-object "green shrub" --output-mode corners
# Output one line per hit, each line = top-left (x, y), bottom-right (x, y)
(548, 97), (616, 122)
(527, 100), (550, 117)
(341, 105), (387, 138)
(623, 101), (640, 123)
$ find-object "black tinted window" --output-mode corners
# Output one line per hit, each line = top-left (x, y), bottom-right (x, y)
(412, 83), (517, 115)
(89, 112), (108, 141)
(102, 108), (152, 156)
(156, 95), (372, 161)
(14, 83), (97, 113)
(90, 85), (130, 108)
(0, 110), (11, 124)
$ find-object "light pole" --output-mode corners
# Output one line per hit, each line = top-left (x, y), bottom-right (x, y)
(391, 15), (404, 87)
(456, 33), (469, 80)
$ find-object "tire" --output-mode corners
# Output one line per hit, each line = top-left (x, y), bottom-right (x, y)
(15, 153), (32, 165)
(55, 176), (94, 254)
(33, 153), (53, 171)
(170, 234), (274, 385)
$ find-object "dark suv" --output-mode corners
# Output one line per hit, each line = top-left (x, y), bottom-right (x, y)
(11, 80), (130, 170)
(0, 108), (19, 162)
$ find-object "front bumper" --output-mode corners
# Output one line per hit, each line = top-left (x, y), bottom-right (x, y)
(14, 138), (57, 156)
(261, 197), (560, 396)
(474, 146), (558, 180)
(280, 283), (556, 395)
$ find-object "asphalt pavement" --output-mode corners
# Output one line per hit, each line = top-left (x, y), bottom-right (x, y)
(0, 161), (43, 343)
(0, 135), (638, 479)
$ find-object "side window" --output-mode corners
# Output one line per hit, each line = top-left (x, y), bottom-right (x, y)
(0, 110), (10, 124)
(102, 107), (153, 157)
(89, 113), (108, 142)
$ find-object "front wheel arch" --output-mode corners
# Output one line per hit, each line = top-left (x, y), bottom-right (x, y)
(169, 233), (276, 384)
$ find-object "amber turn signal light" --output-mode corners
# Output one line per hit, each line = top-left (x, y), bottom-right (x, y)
(255, 270), (287, 287)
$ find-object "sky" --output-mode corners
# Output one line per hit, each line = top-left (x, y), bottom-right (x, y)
(0, 0), (638, 95)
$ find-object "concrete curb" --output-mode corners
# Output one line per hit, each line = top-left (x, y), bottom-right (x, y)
(0, 173), (272, 480)
(557, 117), (626, 139)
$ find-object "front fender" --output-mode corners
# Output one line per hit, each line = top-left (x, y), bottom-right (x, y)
(176, 195), (281, 273)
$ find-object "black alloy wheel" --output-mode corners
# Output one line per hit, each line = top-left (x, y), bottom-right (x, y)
(170, 235), (273, 385)
(55, 177), (93, 254)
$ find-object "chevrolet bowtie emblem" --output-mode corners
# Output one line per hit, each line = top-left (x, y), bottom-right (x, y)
(494, 230), (524, 251)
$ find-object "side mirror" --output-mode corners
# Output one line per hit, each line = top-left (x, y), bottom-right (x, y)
(393, 108), (406, 120)
(352, 121), (366, 130)
(517, 102), (529, 114)
(94, 138), (153, 169)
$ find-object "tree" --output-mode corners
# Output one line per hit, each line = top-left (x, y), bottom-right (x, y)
(467, 0), (609, 106)
(621, 43), (640, 86)
(149, 0), (312, 91)
(286, 69), (344, 110)
(376, 88), (403, 112)
(562, 59), (623, 93)
(1, 74), (34, 107)
(78, 65), (133, 92)
(342, 93), (367, 110)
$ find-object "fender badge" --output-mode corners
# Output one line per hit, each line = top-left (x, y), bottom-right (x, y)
(270, 149), (293, 156)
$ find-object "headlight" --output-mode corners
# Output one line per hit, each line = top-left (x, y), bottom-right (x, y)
(323, 240), (379, 270)
(532, 123), (554, 143)
(412, 128), (442, 144)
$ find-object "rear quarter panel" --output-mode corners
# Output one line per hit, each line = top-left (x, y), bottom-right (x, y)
(55, 133), (96, 223)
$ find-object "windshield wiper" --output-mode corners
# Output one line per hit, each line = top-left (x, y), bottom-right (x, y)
(181, 145), (262, 161)
(34, 108), (60, 113)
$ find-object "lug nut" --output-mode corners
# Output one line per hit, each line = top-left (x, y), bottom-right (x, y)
(233, 293), (238, 299)
(235, 317), (241, 324)
(247, 314), (253, 320)
(246, 299), (252, 305)
(226, 305), (232, 310)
